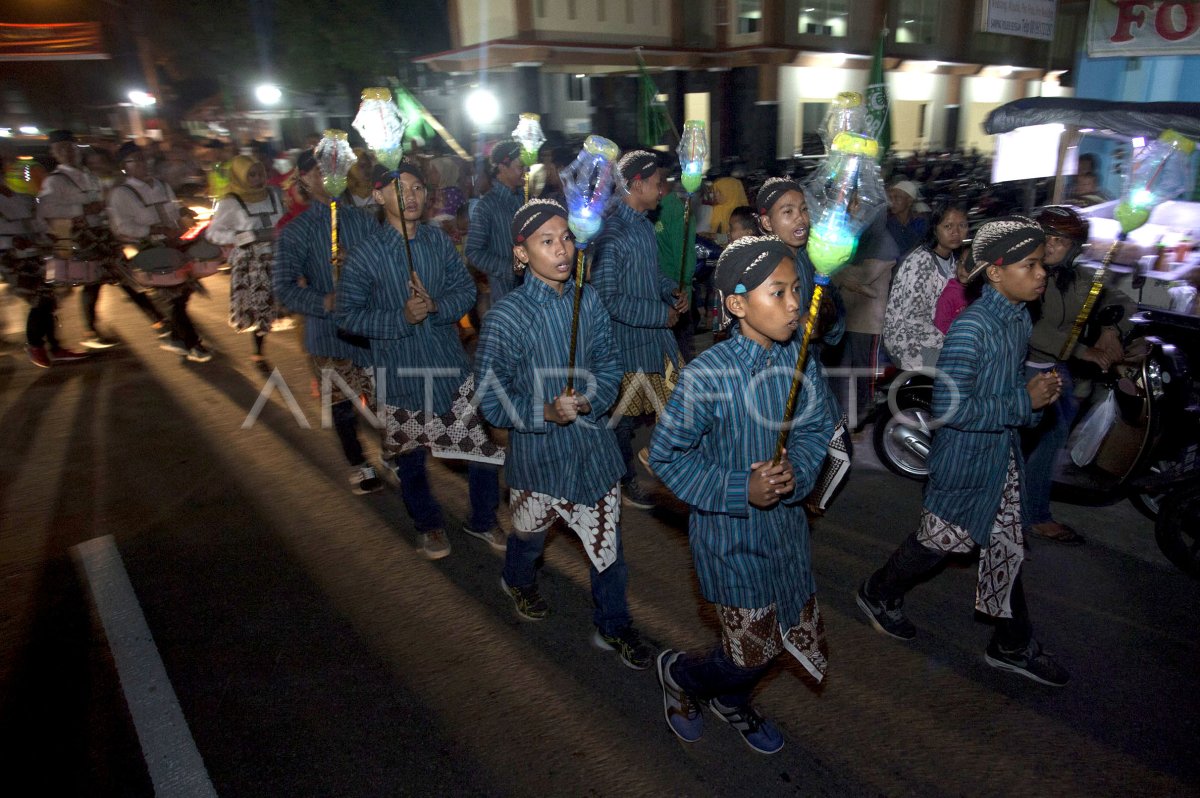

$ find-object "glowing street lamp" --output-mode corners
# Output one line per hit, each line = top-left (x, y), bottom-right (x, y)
(255, 83), (283, 106)
(128, 90), (155, 107)
(465, 88), (499, 126)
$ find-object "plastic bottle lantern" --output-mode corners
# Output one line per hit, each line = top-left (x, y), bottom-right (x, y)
(352, 88), (407, 170)
(1115, 129), (1196, 235)
(561, 135), (620, 247)
(677, 120), (707, 194)
(822, 92), (868, 148)
(315, 129), (356, 197)
(513, 113), (546, 167)
(805, 131), (887, 275)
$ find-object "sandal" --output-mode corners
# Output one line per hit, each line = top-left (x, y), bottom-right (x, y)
(1028, 522), (1085, 546)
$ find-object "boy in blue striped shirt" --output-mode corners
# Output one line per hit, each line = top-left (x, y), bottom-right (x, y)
(649, 235), (836, 755)
(856, 217), (1070, 687)
(337, 163), (504, 561)
(466, 140), (525, 305)
(473, 199), (652, 671)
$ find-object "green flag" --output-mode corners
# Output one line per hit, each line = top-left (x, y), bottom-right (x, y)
(636, 54), (674, 149)
(865, 29), (892, 158)
(390, 83), (436, 145)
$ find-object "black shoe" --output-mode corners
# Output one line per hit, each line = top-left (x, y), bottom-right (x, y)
(985, 639), (1069, 687)
(501, 577), (550, 621)
(591, 625), (653, 670)
(621, 477), (655, 510)
(856, 580), (916, 641)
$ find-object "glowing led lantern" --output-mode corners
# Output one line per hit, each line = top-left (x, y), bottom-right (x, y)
(352, 87), (407, 170)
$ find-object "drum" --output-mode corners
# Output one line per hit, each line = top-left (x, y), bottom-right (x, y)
(45, 257), (105, 285)
(129, 247), (189, 288)
(186, 239), (224, 279)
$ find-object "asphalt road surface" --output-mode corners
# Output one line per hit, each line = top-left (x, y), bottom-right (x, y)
(1, 276), (1196, 797)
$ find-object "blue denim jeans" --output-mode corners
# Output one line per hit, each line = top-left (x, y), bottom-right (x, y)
(670, 644), (772, 709)
(1022, 363), (1077, 526)
(392, 449), (498, 533)
(502, 527), (631, 636)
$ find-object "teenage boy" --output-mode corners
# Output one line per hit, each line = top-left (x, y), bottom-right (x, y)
(857, 217), (1070, 687)
(650, 235), (836, 754)
(473, 198), (652, 669)
(466, 139), (526, 305)
(337, 162), (504, 559)
(274, 149), (383, 496)
(592, 150), (687, 510)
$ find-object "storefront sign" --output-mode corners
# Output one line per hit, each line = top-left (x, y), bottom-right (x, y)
(1088, 0), (1200, 57)
(979, 0), (1058, 41)
(0, 22), (107, 61)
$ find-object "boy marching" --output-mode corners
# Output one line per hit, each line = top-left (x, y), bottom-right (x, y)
(473, 198), (652, 669)
(649, 235), (836, 754)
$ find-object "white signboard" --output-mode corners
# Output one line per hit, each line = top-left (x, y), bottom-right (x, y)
(979, 0), (1058, 42)
(1087, 0), (1200, 57)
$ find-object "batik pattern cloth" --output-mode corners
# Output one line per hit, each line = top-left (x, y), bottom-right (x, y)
(229, 243), (282, 332)
(717, 595), (828, 682)
(309, 355), (374, 404)
(383, 374), (505, 466)
(509, 484), (620, 573)
(917, 453), (1025, 619)
(614, 354), (684, 418)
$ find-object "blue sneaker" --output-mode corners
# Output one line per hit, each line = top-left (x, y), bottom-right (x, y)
(656, 650), (703, 743)
(707, 697), (784, 755)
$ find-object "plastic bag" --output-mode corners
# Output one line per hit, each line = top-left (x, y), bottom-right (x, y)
(1070, 391), (1118, 467)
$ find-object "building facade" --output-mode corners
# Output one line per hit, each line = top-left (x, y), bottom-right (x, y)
(415, 0), (1087, 165)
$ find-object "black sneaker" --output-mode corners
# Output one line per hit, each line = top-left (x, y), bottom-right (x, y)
(621, 477), (655, 510)
(856, 580), (916, 641)
(707, 698), (785, 755)
(591, 625), (653, 670)
(501, 576), (550, 621)
(985, 639), (1069, 687)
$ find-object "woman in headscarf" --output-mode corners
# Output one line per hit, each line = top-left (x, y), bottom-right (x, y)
(206, 154), (285, 363)
(704, 176), (749, 242)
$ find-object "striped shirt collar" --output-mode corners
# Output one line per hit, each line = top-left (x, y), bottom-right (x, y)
(980, 282), (1026, 319)
(727, 326), (780, 368)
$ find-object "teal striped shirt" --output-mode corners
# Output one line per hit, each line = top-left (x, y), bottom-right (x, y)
(649, 329), (836, 625)
(336, 222), (476, 413)
(474, 277), (625, 505)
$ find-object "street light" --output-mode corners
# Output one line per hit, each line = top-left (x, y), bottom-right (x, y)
(128, 90), (155, 107)
(255, 83), (283, 106)
(465, 88), (499, 126)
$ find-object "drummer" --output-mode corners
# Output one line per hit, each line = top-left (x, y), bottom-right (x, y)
(37, 129), (167, 348)
(1, 153), (89, 367)
(108, 141), (211, 363)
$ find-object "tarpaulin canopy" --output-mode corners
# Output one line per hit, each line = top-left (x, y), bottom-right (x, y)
(984, 97), (1200, 141)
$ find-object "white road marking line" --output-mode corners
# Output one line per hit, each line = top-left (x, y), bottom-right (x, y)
(73, 535), (218, 798)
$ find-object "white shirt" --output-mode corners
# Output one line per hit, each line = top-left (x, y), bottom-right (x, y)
(37, 164), (104, 226)
(206, 187), (283, 246)
(107, 176), (180, 242)
(0, 192), (40, 252)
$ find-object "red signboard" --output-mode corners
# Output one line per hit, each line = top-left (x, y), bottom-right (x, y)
(0, 22), (108, 61)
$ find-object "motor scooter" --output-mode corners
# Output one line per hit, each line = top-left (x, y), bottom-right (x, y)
(870, 306), (1200, 577)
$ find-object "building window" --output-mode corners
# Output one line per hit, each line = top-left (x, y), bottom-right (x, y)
(567, 0), (577, 21)
(597, 0), (606, 22)
(568, 74), (588, 102)
(626, 0), (635, 24)
(737, 0), (763, 34)
(536, 0), (546, 17)
(896, 0), (937, 45)
(652, 0), (660, 26)
(797, 1), (849, 37)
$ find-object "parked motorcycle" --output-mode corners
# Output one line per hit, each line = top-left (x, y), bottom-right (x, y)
(871, 306), (1200, 577)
